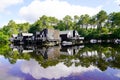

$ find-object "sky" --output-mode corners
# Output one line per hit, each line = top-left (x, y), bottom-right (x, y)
(0, 0), (120, 28)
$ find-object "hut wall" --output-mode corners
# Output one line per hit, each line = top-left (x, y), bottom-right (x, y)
(45, 29), (60, 41)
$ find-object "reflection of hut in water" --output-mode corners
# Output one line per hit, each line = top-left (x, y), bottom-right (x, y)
(10, 45), (33, 53)
(10, 44), (18, 51)
(35, 46), (60, 60)
(60, 48), (75, 55)
(46, 47), (60, 60)
(10, 44), (84, 60)
(9, 34), (18, 43)
(80, 51), (105, 59)
(60, 45), (84, 56)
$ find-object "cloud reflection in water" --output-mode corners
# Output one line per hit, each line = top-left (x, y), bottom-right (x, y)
(20, 59), (99, 80)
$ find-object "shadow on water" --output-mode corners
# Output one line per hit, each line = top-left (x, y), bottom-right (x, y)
(1, 43), (119, 70)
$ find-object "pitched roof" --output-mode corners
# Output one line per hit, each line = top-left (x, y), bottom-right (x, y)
(12, 34), (17, 37)
(60, 30), (74, 35)
(22, 33), (33, 36)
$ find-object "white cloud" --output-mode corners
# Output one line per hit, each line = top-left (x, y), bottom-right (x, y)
(115, 72), (120, 78)
(115, 0), (120, 4)
(14, 19), (28, 24)
(0, 58), (23, 80)
(0, 22), (8, 27)
(0, 19), (27, 28)
(19, 0), (102, 22)
(0, 0), (23, 13)
(20, 59), (98, 80)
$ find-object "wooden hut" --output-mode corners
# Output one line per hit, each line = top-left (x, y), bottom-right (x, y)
(60, 30), (84, 45)
(60, 30), (83, 41)
(10, 29), (84, 46)
(17, 33), (33, 44)
(34, 29), (61, 45)
(41, 29), (60, 41)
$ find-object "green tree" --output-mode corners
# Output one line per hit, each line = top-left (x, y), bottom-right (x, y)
(89, 16), (97, 29)
(48, 16), (58, 27)
(78, 14), (90, 29)
(18, 22), (30, 32)
(2, 20), (18, 37)
(38, 15), (55, 29)
(73, 15), (80, 29)
(113, 28), (120, 38)
(0, 31), (8, 44)
(28, 23), (41, 33)
(111, 12), (120, 27)
(63, 15), (73, 30)
(54, 20), (66, 31)
(105, 12), (116, 28)
(96, 10), (108, 29)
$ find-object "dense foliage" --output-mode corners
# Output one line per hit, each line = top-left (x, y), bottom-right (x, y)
(1, 10), (120, 44)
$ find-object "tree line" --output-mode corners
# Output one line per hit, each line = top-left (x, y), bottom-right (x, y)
(1, 10), (120, 44)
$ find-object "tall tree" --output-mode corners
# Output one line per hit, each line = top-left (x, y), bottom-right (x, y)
(39, 15), (49, 29)
(63, 15), (73, 30)
(89, 16), (97, 29)
(54, 20), (66, 31)
(2, 20), (18, 36)
(18, 22), (30, 32)
(74, 15), (80, 29)
(110, 12), (120, 27)
(78, 14), (90, 29)
(28, 23), (41, 33)
(96, 10), (108, 29)
(48, 16), (58, 27)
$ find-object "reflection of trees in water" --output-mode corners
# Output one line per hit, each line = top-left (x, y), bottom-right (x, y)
(1, 44), (120, 71)
(75, 44), (120, 71)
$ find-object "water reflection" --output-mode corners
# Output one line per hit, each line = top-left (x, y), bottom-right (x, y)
(10, 44), (84, 60)
(0, 44), (120, 80)
(9, 44), (120, 70)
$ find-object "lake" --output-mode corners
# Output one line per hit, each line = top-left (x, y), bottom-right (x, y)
(0, 44), (120, 80)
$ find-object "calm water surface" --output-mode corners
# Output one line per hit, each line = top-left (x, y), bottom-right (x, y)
(0, 44), (120, 80)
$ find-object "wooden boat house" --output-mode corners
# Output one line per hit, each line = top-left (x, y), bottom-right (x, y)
(10, 29), (84, 46)
(60, 30), (84, 45)
(15, 33), (33, 44)
(60, 30), (84, 41)
(34, 29), (61, 45)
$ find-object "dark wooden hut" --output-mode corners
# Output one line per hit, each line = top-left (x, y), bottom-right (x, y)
(34, 29), (61, 45)
(17, 33), (33, 44)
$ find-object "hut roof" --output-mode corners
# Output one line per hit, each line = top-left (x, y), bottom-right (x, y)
(22, 50), (33, 53)
(21, 33), (33, 36)
(12, 34), (17, 37)
(60, 30), (74, 35)
(60, 30), (80, 36)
